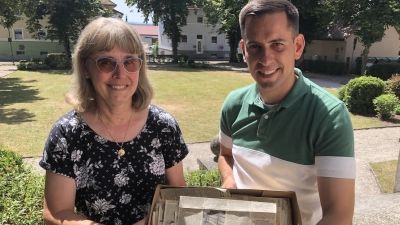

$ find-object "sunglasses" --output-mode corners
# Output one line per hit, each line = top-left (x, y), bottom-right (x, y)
(87, 57), (143, 73)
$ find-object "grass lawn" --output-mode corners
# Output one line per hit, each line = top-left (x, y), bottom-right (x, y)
(0, 67), (393, 157)
(370, 160), (398, 193)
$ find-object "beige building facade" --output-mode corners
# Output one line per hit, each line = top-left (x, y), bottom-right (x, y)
(304, 25), (400, 70)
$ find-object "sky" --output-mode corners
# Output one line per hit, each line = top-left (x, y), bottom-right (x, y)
(112, 0), (153, 24)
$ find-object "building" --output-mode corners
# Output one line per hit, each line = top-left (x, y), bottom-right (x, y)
(303, 21), (400, 70)
(0, 0), (122, 61)
(132, 24), (158, 54)
(158, 8), (230, 60)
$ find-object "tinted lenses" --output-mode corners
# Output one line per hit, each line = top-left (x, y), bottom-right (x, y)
(90, 57), (143, 73)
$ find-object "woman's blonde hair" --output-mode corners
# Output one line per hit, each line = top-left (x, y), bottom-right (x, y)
(66, 17), (154, 112)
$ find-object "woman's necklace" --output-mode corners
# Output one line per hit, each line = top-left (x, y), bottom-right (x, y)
(98, 110), (133, 157)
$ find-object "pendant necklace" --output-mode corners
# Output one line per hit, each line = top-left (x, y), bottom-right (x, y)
(98, 110), (133, 157)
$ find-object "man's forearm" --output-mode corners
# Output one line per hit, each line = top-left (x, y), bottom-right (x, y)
(218, 154), (236, 188)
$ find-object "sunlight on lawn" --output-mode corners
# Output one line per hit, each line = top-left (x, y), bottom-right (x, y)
(0, 68), (392, 156)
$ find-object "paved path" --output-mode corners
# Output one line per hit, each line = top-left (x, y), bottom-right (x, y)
(0, 63), (17, 78)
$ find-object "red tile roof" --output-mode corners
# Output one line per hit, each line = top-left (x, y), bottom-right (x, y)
(132, 25), (159, 36)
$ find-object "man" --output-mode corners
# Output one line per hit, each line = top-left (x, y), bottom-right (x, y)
(218, 0), (356, 224)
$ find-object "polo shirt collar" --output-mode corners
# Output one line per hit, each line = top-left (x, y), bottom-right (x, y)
(244, 68), (309, 110)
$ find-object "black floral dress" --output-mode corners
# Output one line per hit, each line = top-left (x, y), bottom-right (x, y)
(40, 104), (189, 225)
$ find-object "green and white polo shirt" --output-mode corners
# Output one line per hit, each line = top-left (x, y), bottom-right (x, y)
(219, 68), (355, 225)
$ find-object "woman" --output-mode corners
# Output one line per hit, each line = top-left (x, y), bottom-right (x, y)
(39, 17), (189, 225)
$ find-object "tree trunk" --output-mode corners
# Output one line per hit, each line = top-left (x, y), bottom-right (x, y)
(63, 33), (71, 61)
(361, 44), (371, 75)
(172, 39), (178, 63)
(229, 41), (238, 63)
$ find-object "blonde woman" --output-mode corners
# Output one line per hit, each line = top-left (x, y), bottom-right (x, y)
(40, 17), (188, 225)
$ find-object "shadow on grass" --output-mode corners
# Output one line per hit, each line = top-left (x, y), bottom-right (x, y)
(0, 108), (35, 124)
(0, 77), (44, 124)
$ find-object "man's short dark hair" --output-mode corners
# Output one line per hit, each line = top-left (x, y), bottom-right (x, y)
(239, 0), (299, 39)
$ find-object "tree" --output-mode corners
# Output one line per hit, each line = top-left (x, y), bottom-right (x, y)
(23, 0), (112, 61)
(0, 0), (25, 64)
(200, 0), (335, 62)
(126, 0), (194, 63)
(334, 0), (400, 75)
(201, 0), (247, 62)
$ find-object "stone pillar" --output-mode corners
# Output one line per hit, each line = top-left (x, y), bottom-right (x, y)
(394, 144), (400, 193)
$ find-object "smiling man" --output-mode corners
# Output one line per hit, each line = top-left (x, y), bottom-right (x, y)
(218, 0), (356, 224)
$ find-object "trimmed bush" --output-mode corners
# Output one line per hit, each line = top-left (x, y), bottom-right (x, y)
(338, 85), (347, 101)
(301, 59), (347, 75)
(385, 74), (400, 98)
(344, 76), (385, 115)
(17, 62), (27, 70)
(184, 169), (222, 187)
(395, 105), (400, 115)
(188, 59), (196, 68)
(0, 146), (45, 224)
(367, 63), (400, 81)
(44, 53), (71, 69)
(373, 94), (399, 120)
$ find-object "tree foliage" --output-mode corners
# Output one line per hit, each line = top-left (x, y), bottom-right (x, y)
(200, 0), (246, 62)
(200, 0), (335, 62)
(127, 0), (194, 63)
(0, 0), (25, 29)
(333, 0), (400, 75)
(23, 0), (112, 60)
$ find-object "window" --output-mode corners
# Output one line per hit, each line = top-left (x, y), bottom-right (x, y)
(324, 56), (327, 61)
(181, 35), (187, 43)
(197, 35), (202, 39)
(14, 29), (22, 40)
(16, 51), (25, 55)
(211, 36), (217, 44)
(334, 54), (339, 60)
(225, 37), (229, 44)
(197, 17), (203, 23)
(40, 51), (48, 55)
(38, 29), (46, 40)
(211, 53), (217, 57)
(335, 48), (339, 53)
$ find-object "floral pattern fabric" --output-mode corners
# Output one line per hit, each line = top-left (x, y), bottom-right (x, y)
(40, 104), (189, 225)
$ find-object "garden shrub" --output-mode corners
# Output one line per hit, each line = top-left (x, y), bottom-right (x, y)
(0, 146), (45, 224)
(395, 105), (400, 115)
(385, 74), (400, 98)
(367, 63), (400, 80)
(373, 94), (399, 120)
(200, 61), (210, 68)
(188, 59), (196, 68)
(338, 85), (347, 101)
(17, 62), (27, 70)
(44, 53), (70, 69)
(178, 54), (189, 63)
(344, 76), (385, 115)
(184, 169), (222, 187)
(301, 60), (347, 75)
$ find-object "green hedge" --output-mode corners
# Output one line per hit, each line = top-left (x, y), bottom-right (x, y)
(0, 146), (45, 224)
(367, 63), (400, 81)
(301, 60), (347, 75)
(343, 76), (385, 115)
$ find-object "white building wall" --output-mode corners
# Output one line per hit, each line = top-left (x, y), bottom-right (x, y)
(158, 9), (230, 60)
